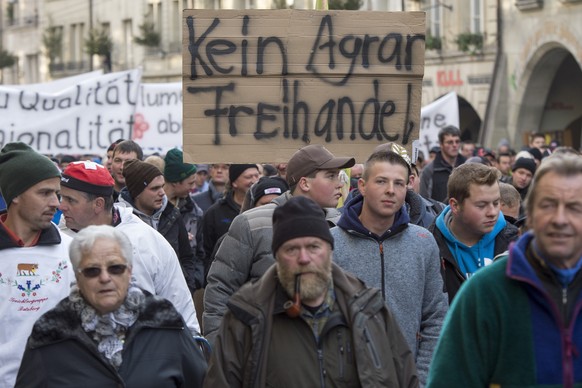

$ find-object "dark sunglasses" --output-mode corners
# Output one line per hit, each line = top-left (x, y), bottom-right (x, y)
(78, 264), (128, 278)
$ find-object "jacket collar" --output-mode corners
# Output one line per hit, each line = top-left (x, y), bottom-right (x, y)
(337, 193), (409, 241)
(27, 290), (185, 349)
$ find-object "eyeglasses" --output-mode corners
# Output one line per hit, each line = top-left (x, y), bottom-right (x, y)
(77, 264), (128, 278)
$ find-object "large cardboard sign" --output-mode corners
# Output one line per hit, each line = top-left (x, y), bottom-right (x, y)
(183, 9), (425, 163)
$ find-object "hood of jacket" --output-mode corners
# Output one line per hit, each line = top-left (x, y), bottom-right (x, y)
(119, 187), (168, 226)
(436, 205), (507, 275)
(337, 193), (409, 241)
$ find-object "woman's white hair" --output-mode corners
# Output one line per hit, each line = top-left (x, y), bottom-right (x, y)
(69, 225), (133, 271)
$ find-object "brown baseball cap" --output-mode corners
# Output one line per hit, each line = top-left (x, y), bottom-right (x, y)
(286, 145), (355, 186)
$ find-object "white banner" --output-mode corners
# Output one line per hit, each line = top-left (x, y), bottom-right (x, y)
(134, 82), (182, 154)
(418, 91), (459, 157)
(0, 69), (184, 156)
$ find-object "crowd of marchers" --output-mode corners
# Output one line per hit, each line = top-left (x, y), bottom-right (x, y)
(1, 127), (582, 388)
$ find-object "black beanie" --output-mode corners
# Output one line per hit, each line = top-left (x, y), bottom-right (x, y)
(272, 196), (334, 255)
(0, 142), (60, 206)
(527, 147), (543, 162)
(251, 176), (289, 206)
(229, 164), (258, 183)
(164, 148), (197, 183)
(122, 159), (162, 199)
(512, 157), (536, 176)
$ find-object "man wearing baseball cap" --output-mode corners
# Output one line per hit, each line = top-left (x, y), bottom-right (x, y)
(205, 196), (418, 387)
(203, 144), (355, 342)
(0, 142), (75, 387)
(58, 160), (200, 335)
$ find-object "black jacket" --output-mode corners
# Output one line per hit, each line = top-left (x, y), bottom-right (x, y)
(419, 152), (466, 202)
(192, 182), (223, 213)
(16, 291), (207, 387)
(429, 221), (519, 303)
(202, 190), (240, 263)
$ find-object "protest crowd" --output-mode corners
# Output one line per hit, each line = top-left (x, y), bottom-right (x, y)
(2, 128), (582, 387)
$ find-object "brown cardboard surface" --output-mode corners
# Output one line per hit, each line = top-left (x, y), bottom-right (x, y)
(183, 9), (425, 163)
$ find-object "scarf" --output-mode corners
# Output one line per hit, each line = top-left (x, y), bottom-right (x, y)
(69, 284), (144, 369)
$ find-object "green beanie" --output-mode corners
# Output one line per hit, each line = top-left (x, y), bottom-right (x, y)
(163, 148), (197, 183)
(0, 142), (61, 206)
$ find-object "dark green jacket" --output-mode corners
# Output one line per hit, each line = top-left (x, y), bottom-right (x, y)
(204, 263), (418, 388)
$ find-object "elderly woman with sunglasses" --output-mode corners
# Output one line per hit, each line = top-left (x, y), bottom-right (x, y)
(15, 225), (207, 387)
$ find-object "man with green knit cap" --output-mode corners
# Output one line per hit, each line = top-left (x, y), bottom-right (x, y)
(163, 148), (205, 325)
(0, 142), (75, 388)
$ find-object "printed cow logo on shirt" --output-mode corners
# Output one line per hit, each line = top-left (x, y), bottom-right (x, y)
(17, 263), (38, 276)
(0, 261), (68, 297)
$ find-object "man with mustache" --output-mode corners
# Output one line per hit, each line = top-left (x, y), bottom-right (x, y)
(429, 162), (518, 303)
(203, 145), (354, 343)
(205, 196), (418, 387)
(0, 143), (75, 388)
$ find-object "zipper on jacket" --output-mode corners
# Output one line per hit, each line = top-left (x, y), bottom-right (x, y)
(337, 329), (345, 379)
(364, 326), (381, 368)
(379, 243), (386, 300)
(317, 347), (326, 388)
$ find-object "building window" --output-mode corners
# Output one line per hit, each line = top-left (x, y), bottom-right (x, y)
(429, 0), (442, 38)
(123, 19), (133, 68)
(470, 0), (482, 33)
(515, 0), (543, 11)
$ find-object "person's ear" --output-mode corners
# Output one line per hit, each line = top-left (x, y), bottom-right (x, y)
(94, 197), (106, 214)
(357, 177), (366, 196)
(407, 174), (415, 189)
(449, 198), (459, 213)
(297, 176), (311, 192)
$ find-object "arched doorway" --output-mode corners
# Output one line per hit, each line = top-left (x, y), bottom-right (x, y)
(458, 96), (481, 142)
(517, 46), (582, 149)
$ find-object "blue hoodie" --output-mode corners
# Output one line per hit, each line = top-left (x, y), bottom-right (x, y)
(435, 205), (507, 279)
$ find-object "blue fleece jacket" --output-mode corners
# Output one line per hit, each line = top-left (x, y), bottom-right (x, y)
(435, 205), (507, 279)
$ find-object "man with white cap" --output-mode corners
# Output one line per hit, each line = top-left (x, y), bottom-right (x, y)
(203, 144), (355, 343)
(0, 142), (75, 388)
(58, 160), (200, 334)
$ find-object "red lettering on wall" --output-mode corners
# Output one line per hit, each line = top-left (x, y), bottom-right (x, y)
(436, 70), (464, 87)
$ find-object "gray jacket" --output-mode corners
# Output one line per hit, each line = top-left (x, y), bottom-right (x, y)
(330, 197), (448, 386)
(203, 191), (341, 343)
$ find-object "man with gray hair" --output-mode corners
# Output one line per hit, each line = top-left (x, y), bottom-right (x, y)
(428, 153), (582, 387)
